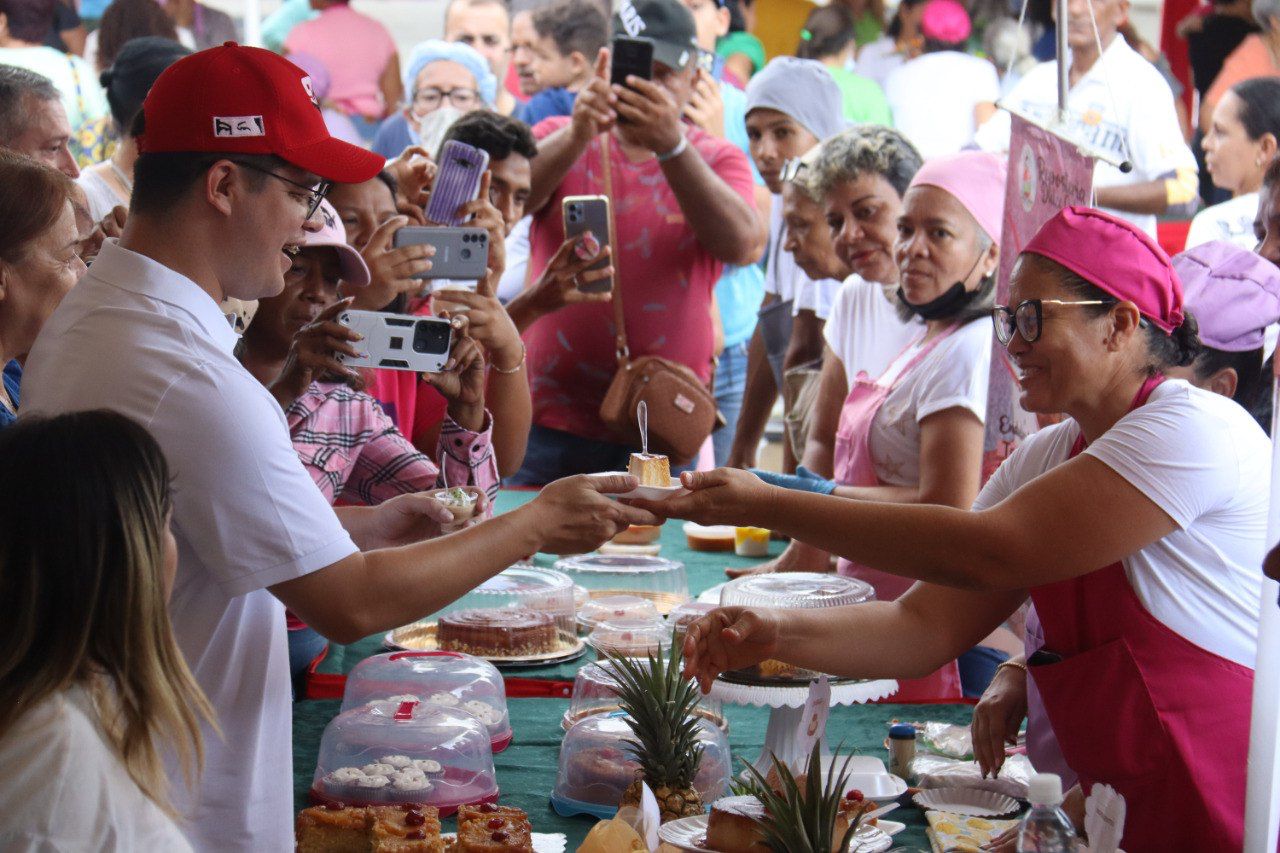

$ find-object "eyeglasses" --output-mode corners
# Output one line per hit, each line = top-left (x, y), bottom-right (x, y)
(412, 87), (481, 111)
(232, 160), (330, 221)
(780, 158), (807, 183)
(991, 298), (1114, 345)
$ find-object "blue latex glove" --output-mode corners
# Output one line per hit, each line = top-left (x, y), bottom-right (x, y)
(748, 466), (837, 496)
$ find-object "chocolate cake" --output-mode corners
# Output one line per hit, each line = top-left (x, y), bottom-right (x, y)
(436, 608), (557, 657)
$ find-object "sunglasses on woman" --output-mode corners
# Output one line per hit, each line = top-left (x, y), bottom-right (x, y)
(991, 298), (1115, 345)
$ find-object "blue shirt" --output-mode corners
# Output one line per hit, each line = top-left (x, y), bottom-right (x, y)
(372, 113), (416, 160)
(714, 80), (765, 349)
(1, 360), (21, 429)
(515, 87), (576, 126)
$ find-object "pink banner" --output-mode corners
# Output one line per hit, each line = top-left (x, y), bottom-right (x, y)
(982, 114), (1095, 481)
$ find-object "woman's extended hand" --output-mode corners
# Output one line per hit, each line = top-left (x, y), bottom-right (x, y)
(681, 607), (783, 693)
(267, 298), (364, 409)
(971, 656), (1028, 778)
(628, 467), (773, 527)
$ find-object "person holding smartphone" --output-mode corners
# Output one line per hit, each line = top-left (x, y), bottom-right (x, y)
(513, 0), (765, 484)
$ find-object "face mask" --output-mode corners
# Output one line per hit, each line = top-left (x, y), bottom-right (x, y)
(896, 253), (987, 321)
(413, 105), (465, 155)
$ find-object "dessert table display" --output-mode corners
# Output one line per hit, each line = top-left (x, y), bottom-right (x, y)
(293, 491), (977, 850)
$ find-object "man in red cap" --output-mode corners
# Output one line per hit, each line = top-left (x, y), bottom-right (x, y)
(20, 44), (656, 851)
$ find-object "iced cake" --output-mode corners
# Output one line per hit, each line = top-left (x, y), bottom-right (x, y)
(437, 608), (557, 657)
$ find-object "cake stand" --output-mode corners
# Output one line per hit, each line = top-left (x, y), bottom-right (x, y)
(707, 675), (899, 776)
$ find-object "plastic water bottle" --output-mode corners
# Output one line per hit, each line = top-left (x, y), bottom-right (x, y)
(1016, 773), (1078, 852)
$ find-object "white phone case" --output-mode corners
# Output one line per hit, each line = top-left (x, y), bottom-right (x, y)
(337, 309), (453, 373)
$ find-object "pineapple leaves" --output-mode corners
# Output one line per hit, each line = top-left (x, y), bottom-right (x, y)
(605, 644), (706, 791)
(738, 741), (864, 853)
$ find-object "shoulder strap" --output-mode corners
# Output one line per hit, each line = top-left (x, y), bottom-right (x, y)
(601, 133), (629, 364)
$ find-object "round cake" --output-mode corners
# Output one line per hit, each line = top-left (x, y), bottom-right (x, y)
(706, 792), (876, 852)
(437, 607), (557, 657)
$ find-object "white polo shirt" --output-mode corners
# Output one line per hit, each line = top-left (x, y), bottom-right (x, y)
(973, 37), (1196, 238)
(22, 241), (359, 852)
(763, 196), (840, 320)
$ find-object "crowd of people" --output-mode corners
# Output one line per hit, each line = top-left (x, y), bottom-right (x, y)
(0, 0), (1278, 849)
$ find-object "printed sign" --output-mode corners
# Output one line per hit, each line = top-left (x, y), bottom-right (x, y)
(213, 115), (265, 138)
(981, 114), (1094, 481)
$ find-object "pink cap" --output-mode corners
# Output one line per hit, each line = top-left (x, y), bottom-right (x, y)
(1172, 240), (1280, 352)
(304, 199), (370, 287)
(921, 0), (971, 43)
(909, 151), (1007, 244)
(1023, 205), (1185, 334)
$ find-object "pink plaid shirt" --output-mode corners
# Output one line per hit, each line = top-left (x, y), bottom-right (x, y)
(286, 382), (499, 506)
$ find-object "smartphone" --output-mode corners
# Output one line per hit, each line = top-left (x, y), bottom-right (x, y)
(337, 309), (453, 373)
(425, 140), (490, 226)
(562, 195), (613, 294)
(697, 48), (724, 80)
(392, 226), (490, 281)
(610, 35), (654, 89)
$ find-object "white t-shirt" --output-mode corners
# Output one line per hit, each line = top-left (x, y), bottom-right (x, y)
(76, 168), (127, 223)
(884, 51), (1001, 160)
(497, 215), (532, 303)
(973, 37), (1196, 238)
(867, 319), (992, 486)
(972, 380), (1267, 668)
(823, 274), (923, 390)
(22, 242), (360, 852)
(1185, 192), (1259, 251)
(0, 686), (194, 852)
(763, 197), (839, 319)
(855, 37), (905, 86)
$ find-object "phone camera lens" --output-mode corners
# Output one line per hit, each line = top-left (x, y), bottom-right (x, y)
(460, 248), (472, 259)
(412, 320), (451, 354)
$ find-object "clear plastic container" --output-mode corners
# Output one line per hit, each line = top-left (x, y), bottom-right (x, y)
(550, 711), (732, 819)
(666, 601), (716, 649)
(391, 565), (577, 655)
(719, 572), (874, 682)
(564, 659), (727, 732)
(340, 651), (512, 751)
(555, 555), (690, 616)
(310, 699), (498, 816)
(578, 594), (661, 633)
(587, 618), (671, 659)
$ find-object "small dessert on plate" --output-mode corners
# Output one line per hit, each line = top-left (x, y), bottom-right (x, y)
(704, 792), (875, 853)
(628, 452), (670, 487)
(436, 607), (558, 657)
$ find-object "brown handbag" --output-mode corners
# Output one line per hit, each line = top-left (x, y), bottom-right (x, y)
(595, 134), (719, 464)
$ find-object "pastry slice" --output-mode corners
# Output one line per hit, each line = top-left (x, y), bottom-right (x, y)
(627, 453), (670, 487)
(454, 802), (533, 852)
(296, 805), (372, 853)
(370, 805), (445, 853)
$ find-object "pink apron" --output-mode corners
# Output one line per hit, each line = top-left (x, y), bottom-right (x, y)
(832, 327), (963, 702)
(1028, 375), (1253, 851)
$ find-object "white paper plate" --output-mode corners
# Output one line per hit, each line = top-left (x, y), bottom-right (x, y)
(656, 813), (894, 852)
(842, 771), (908, 803)
(913, 787), (1020, 817)
(597, 472), (688, 501)
(441, 832), (565, 852)
(878, 819), (906, 837)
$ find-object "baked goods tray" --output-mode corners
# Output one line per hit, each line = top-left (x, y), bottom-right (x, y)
(708, 676), (899, 708)
(384, 624), (588, 668)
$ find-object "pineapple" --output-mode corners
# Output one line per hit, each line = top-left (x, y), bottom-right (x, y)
(606, 645), (707, 823)
(738, 742), (865, 853)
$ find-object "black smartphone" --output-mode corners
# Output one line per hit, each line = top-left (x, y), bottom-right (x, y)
(610, 36), (654, 89)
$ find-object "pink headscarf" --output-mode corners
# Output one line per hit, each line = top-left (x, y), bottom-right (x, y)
(908, 151), (1008, 245)
(1023, 205), (1185, 334)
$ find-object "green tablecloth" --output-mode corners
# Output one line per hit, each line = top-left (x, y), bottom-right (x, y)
(293, 696), (972, 850)
(296, 489), (973, 850)
(312, 490), (788, 684)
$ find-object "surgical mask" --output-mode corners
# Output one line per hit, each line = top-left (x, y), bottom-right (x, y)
(897, 253), (986, 321)
(413, 105), (465, 155)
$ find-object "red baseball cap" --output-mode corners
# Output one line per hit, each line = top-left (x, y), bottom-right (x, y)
(138, 42), (384, 184)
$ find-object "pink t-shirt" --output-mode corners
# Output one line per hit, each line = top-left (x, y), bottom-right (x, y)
(285, 5), (396, 118)
(524, 118), (755, 440)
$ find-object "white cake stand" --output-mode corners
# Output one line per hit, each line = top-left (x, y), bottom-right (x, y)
(708, 676), (899, 775)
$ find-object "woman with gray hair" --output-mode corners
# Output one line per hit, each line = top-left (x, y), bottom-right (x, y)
(751, 127), (1011, 700)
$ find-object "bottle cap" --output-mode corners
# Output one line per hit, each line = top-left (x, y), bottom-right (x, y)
(888, 723), (916, 740)
(1027, 772), (1063, 805)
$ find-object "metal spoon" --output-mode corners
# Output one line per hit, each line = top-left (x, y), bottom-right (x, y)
(638, 400), (648, 457)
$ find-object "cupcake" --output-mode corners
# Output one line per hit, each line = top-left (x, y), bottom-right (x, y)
(362, 762), (396, 777)
(463, 700), (502, 727)
(412, 759), (443, 774)
(427, 692), (460, 707)
(380, 755), (415, 770)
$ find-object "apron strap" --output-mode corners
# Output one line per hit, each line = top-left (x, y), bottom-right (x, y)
(1069, 373), (1164, 458)
(873, 321), (963, 391)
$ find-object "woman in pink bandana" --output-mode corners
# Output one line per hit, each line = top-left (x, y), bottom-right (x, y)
(651, 206), (1269, 851)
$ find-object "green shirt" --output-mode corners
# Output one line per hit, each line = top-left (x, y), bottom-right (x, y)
(853, 12), (884, 47)
(716, 31), (766, 76)
(826, 66), (893, 126)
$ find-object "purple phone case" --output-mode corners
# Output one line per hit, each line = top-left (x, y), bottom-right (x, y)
(426, 140), (490, 226)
